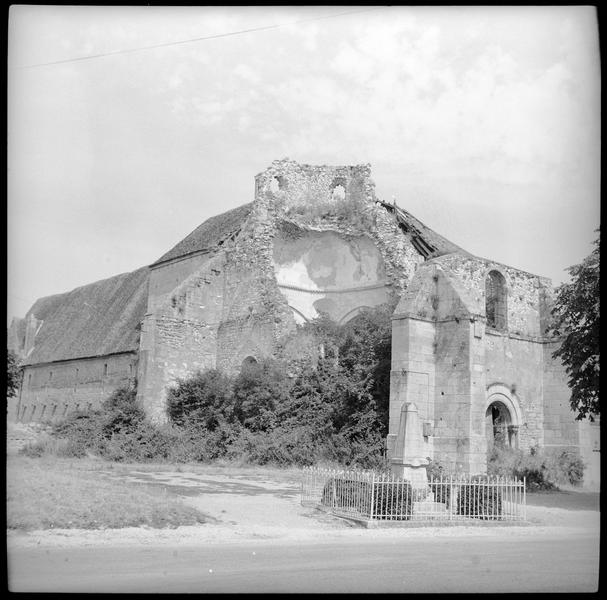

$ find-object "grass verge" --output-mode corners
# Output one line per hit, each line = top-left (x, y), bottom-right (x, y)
(7, 456), (210, 531)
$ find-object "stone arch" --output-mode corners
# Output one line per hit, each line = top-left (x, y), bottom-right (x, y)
(288, 305), (309, 325)
(330, 177), (347, 201)
(269, 175), (287, 194)
(241, 355), (258, 369)
(485, 269), (508, 330)
(485, 383), (522, 449)
(338, 305), (372, 325)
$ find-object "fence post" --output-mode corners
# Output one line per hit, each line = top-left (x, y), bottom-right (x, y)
(523, 476), (526, 521)
(369, 471), (375, 521)
(449, 475), (453, 521)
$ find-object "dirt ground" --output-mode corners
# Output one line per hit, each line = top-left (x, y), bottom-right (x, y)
(6, 467), (600, 550)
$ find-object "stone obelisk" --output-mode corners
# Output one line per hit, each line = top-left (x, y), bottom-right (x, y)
(390, 402), (429, 489)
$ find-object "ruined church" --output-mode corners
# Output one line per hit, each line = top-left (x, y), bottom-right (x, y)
(8, 159), (599, 479)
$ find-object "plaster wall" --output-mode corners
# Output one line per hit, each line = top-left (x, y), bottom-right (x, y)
(273, 230), (390, 323)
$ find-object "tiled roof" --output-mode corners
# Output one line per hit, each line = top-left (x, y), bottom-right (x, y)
(21, 267), (149, 366)
(154, 202), (253, 265)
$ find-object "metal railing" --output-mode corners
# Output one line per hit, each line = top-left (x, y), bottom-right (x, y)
(301, 467), (526, 523)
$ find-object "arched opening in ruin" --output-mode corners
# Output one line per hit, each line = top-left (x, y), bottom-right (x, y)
(331, 184), (346, 201)
(485, 270), (508, 330)
(338, 305), (372, 325)
(269, 175), (286, 194)
(241, 355), (258, 370)
(485, 399), (519, 450)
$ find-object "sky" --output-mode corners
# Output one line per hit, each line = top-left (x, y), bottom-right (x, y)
(7, 5), (601, 324)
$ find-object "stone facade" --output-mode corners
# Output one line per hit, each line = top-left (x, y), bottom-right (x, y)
(387, 255), (599, 478)
(7, 159), (598, 486)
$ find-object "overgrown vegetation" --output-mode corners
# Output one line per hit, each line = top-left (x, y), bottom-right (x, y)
(487, 446), (585, 490)
(548, 229), (600, 420)
(7, 349), (21, 398)
(23, 306), (394, 469)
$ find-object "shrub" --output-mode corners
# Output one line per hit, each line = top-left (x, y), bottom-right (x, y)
(456, 480), (503, 519)
(166, 369), (234, 430)
(321, 477), (414, 520)
(232, 358), (292, 432)
(52, 409), (106, 457)
(487, 446), (585, 490)
(99, 386), (145, 437)
(543, 450), (585, 487)
(19, 435), (85, 459)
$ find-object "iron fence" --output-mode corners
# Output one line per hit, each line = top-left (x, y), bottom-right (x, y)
(301, 467), (526, 523)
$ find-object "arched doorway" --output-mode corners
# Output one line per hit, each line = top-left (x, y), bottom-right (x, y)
(485, 391), (520, 450)
(485, 382), (523, 451)
(486, 401), (511, 448)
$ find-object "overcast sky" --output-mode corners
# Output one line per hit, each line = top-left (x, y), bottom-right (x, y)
(7, 5), (601, 324)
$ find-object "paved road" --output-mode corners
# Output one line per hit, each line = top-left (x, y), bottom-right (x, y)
(8, 532), (599, 593)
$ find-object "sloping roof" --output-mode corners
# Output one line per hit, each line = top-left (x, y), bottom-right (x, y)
(154, 202), (253, 265)
(377, 200), (467, 259)
(22, 267), (149, 366)
(7, 317), (26, 356)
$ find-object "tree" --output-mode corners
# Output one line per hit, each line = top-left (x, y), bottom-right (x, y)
(549, 231), (600, 420)
(7, 349), (21, 398)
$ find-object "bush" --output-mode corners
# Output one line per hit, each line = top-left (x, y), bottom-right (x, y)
(232, 358), (292, 432)
(52, 409), (106, 457)
(20, 435), (85, 459)
(456, 480), (503, 519)
(166, 369), (234, 430)
(100, 386), (145, 437)
(487, 446), (585, 490)
(321, 477), (414, 520)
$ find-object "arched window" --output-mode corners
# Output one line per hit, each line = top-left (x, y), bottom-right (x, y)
(485, 270), (507, 330)
(241, 356), (258, 370)
(269, 175), (286, 193)
(330, 178), (346, 201)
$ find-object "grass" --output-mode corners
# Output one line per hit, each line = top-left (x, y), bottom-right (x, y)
(526, 490), (600, 512)
(6, 456), (210, 531)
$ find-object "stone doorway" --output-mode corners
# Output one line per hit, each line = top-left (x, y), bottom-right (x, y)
(486, 400), (519, 449)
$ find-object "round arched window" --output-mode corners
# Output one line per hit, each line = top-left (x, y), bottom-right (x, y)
(485, 270), (507, 330)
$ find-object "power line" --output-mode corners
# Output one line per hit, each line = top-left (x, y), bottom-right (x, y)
(12, 7), (385, 70)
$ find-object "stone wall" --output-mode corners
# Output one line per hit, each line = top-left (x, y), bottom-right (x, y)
(542, 340), (581, 448)
(388, 253), (577, 475)
(137, 253), (227, 422)
(484, 329), (545, 450)
(432, 254), (550, 337)
(137, 159), (428, 422)
(12, 352), (137, 423)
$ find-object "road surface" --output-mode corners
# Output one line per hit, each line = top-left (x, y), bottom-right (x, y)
(8, 530), (599, 593)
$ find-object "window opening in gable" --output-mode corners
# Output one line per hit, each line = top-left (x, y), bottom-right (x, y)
(269, 176), (286, 193)
(485, 270), (508, 330)
(330, 178), (346, 201)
